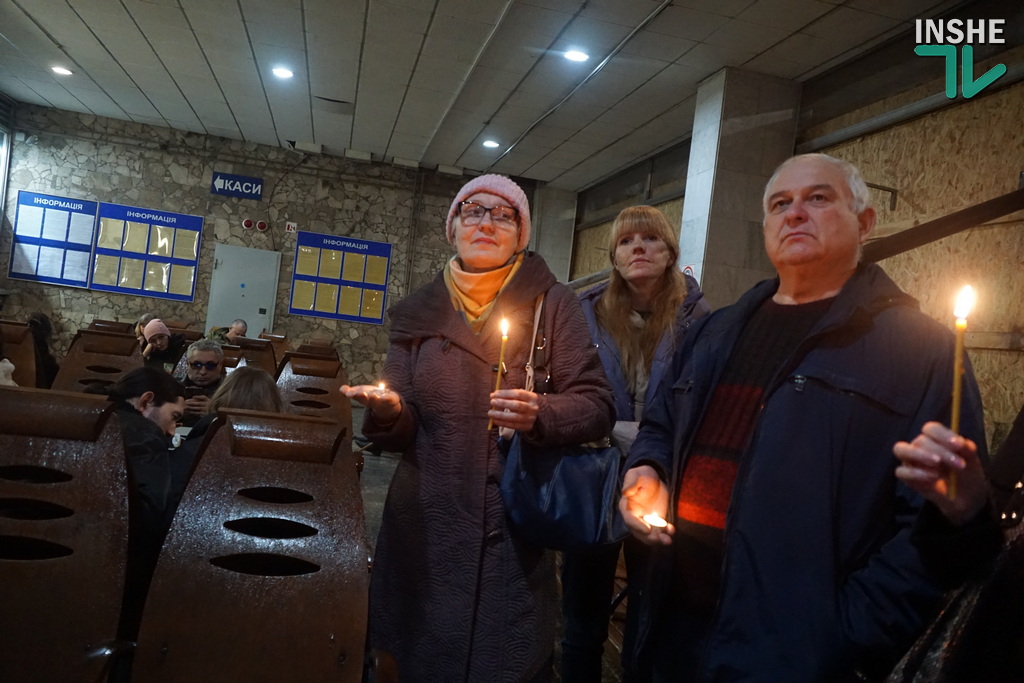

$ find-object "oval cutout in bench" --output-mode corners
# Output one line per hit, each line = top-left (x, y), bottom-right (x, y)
(0, 535), (74, 560)
(84, 365), (122, 373)
(0, 465), (73, 484)
(209, 552), (320, 576)
(290, 399), (331, 409)
(223, 517), (318, 539)
(295, 386), (329, 395)
(0, 498), (74, 520)
(238, 486), (314, 504)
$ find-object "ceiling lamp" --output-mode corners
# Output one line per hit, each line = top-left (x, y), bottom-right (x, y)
(51, 66), (73, 75)
(272, 67), (294, 79)
(482, 140), (500, 148)
(564, 50), (588, 62)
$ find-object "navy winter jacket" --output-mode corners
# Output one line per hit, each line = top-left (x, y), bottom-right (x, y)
(578, 273), (711, 422)
(625, 263), (987, 681)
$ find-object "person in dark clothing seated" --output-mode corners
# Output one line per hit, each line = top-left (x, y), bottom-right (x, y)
(27, 312), (60, 388)
(171, 366), (283, 511)
(206, 318), (247, 345)
(179, 338), (224, 427)
(140, 318), (186, 372)
(87, 367), (185, 645)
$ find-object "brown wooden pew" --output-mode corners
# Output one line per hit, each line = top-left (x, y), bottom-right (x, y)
(0, 386), (129, 681)
(130, 408), (369, 682)
(51, 329), (142, 392)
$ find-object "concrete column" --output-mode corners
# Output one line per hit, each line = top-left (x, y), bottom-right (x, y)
(530, 184), (576, 283)
(679, 68), (801, 309)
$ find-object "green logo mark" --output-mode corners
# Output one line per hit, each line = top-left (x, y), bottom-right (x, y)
(914, 45), (1007, 99)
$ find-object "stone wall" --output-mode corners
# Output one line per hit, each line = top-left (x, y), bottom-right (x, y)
(0, 105), (465, 384)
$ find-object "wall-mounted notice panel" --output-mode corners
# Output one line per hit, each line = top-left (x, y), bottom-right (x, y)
(8, 191), (98, 288)
(289, 231), (392, 325)
(90, 203), (204, 302)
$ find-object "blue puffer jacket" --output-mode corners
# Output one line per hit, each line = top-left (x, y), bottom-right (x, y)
(624, 263), (987, 681)
(578, 273), (711, 421)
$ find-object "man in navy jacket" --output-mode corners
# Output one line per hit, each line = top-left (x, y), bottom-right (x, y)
(619, 154), (985, 681)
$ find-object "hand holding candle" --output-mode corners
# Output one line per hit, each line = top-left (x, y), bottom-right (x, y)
(948, 285), (975, 500)
(619, 465), (674, 545)
(487, 318), (510, 431)
(340, 381), (402, 425)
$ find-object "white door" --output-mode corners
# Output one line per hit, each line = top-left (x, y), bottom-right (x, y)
(205, 243), (281, 336)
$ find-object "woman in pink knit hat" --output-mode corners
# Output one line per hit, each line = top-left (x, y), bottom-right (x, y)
(343, 174), (614, 681)
(141, 318), (186, 372)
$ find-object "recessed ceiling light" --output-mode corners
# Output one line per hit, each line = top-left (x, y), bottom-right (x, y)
(564, 50), (589, 62)
(272, 67), (294, 79)
(52, 66), (73, 76)
(482, 140), (500, 148)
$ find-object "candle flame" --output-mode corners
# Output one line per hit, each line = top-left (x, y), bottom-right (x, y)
(500, 318), (509, 337)
(642, 513), (668, 528)
(954, 285), (975, 320)
(377, 382), (386, 391)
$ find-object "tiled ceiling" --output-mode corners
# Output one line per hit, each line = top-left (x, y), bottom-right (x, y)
(0, 0), (970, 191)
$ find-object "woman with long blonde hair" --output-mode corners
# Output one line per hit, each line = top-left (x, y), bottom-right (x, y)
(562, 205), (710, 682)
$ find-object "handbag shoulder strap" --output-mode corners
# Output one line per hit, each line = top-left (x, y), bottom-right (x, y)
(532, 293), (551, 395)
(524, 293), (545, 394)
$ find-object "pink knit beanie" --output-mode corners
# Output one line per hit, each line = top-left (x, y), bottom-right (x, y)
(143, 318), (171, 341)
(445, 174), (531, 253)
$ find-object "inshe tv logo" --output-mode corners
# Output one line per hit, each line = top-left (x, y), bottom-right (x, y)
(914, 19), (1007, 99)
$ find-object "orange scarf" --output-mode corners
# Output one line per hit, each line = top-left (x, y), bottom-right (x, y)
(444, 253), (524, 333)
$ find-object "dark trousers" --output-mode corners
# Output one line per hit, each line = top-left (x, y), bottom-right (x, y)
(560, 541), (622, 682)
(647, 606), (710, 683)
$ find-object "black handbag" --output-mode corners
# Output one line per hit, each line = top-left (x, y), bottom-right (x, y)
(498, 294), (628, 550)
(886, 490), (1024, 682)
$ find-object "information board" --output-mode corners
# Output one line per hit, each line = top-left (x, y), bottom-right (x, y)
(289, 231), (392, 325)
(9, 191), (98, 288)
(90, 203), (204, 302)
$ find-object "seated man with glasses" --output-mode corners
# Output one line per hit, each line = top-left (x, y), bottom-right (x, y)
(180, 338), (224, 427)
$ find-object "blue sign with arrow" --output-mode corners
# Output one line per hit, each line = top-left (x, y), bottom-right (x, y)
(211, 171), (264, 200)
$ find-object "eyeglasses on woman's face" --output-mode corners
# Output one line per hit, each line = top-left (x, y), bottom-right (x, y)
(458, 201), (518, 227)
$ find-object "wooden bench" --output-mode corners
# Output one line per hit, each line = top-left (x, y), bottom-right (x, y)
(0, 387), (129, 681)
(51, 330), (142, 392)
(131, 409), (369, 682)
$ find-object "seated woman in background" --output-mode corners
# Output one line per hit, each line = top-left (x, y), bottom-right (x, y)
(135, 312), (156, 346)
(170, 366), (284, 509)
(141, 318), (186, 371)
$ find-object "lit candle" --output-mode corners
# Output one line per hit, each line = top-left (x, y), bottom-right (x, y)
(377, 382), (386, 392)
(487, 318), (510, 431)
(642, 512), (668, 528)
(949, 285), (975, 499)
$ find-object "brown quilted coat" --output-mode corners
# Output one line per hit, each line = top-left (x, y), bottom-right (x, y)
(363, 252), (614, 682)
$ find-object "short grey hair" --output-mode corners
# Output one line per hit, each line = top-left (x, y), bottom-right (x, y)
(231, 319), (248, 329)
(763, 153), (871, 214)
(187, 338), (224, 360)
